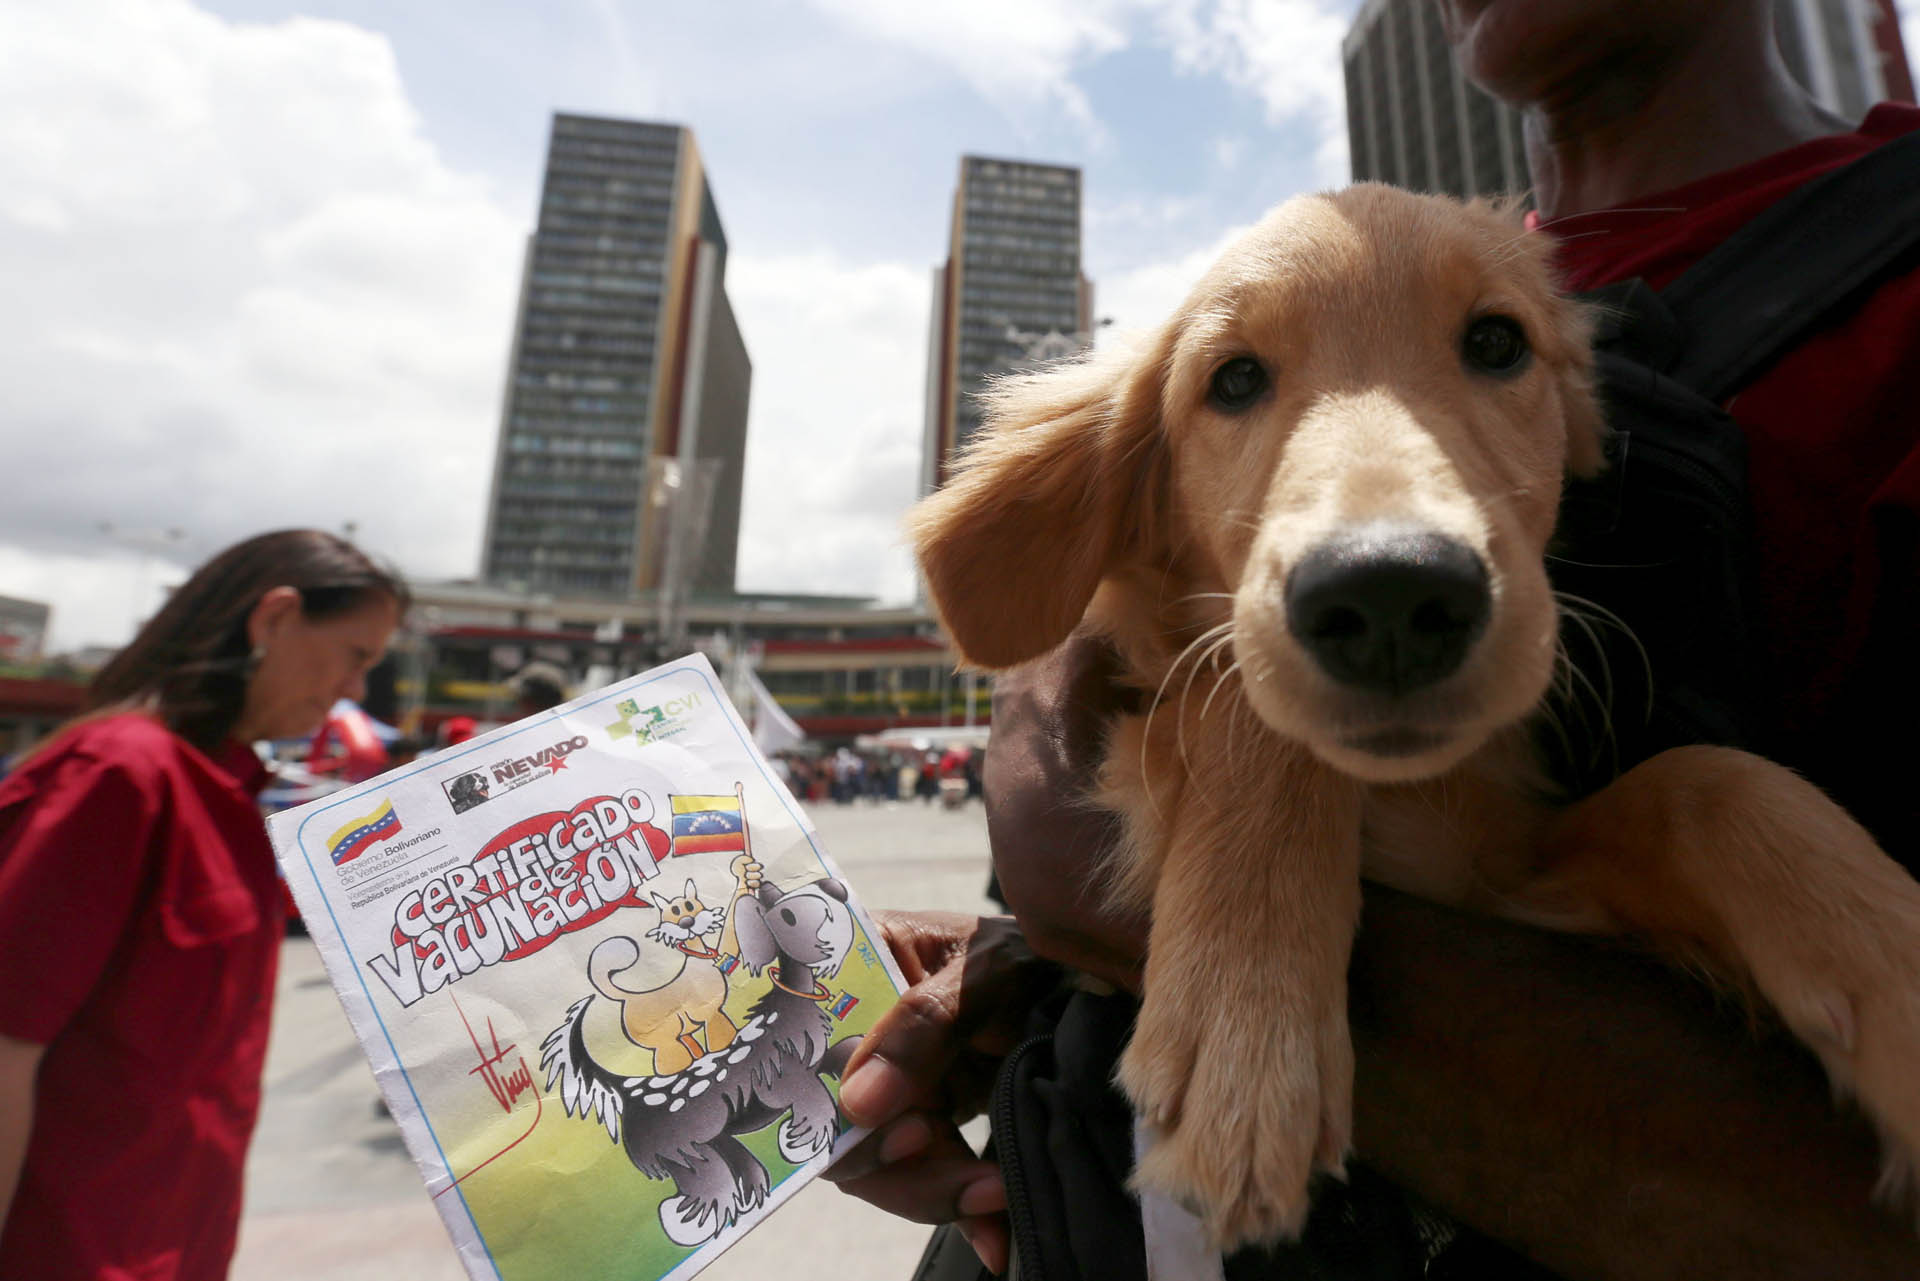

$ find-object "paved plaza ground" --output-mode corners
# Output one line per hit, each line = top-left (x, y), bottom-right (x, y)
(232, 797), (1000, 1281)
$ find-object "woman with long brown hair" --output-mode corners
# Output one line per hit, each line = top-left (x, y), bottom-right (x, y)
(0, 529), (407, 1281)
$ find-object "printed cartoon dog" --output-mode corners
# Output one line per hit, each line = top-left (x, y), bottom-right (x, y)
(543, 876), (861, 1247)
(587, 873), (751, 1075)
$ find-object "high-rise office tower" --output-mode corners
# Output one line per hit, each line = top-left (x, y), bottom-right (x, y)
(1342, 0), (1523, 199)
(482, 114), (751, 597)
(1343, 0), (1914, 198)
(922, 156), (1093, 495)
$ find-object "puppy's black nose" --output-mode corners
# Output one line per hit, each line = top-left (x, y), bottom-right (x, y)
(1285, 529), (1490, 693)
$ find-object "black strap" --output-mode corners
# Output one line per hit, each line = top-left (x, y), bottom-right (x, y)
(1657, 128), (1920, 401)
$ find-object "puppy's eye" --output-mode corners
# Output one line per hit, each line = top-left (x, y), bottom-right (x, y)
(1208, 356), (1268, 411)
(1462, 315), (1529, 375)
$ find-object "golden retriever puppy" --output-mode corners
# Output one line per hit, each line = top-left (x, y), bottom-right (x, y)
(908, 184), (1920, 1248)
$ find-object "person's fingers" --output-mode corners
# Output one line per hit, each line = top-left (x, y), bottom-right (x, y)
(821, 1112), (935, 1185)
(956, 1176), (1006, 1217)
(956, 1213), (1011, 1276)
(844, 916), (1022, 1121)
(843, 913), (1056, 1126)
(840, 976), (962, 1126)
(879, 1114), (936, 1165)
(869, 909), (974, 983)
(825, 1123), (1003, 1226)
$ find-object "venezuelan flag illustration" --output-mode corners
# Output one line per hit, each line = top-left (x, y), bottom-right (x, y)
(327, 800), (401, 866)
(669, 794), (747, 857)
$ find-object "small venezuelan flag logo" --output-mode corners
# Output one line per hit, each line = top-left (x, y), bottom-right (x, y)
(669, 793), (747, 858)
(327, 800), (401, 866)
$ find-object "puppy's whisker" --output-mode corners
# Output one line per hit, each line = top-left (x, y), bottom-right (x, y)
(1167, 591), (1239, 627)
(1221, 662), (1256, 772)
(1196, 642), (1242, 732)
(1555, 629), (1620, 777)
(1536, 642), (1585, 777)
(1545, 553), (1668, 570)
(1558, 604), (1618, 727)
(1174, 625), (1238, 780)
(1555, 590), (1655, 724)
(1143, 620), (1237, 815)
(1531, 205), (1686, 230)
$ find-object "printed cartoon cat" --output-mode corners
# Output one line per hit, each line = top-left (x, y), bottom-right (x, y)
(586, 856), (761, 1074)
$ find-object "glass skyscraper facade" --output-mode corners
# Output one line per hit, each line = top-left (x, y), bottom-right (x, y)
(1341, 0), (1525, 200)
(482, 113), (749, 598)
(923, 156), (1092, 494)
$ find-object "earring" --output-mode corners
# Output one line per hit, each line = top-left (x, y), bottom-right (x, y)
(246, 645), (266, 675)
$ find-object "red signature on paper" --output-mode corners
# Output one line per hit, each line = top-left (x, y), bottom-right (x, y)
(435, 993), (545, 1196)
(467, 1015), (536, 1112)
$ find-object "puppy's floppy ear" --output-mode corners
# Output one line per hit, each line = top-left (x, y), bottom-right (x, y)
(907, 332), (1170, 669)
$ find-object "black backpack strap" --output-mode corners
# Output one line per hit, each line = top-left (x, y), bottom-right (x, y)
(1655, 127), (1920, 401)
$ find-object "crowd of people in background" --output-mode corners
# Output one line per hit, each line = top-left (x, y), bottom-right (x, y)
(771, 742), (982, 808)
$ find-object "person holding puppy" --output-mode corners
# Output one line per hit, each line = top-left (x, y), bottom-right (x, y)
(830, 2), (1920, 1277)
(0, 530), (406, 1280)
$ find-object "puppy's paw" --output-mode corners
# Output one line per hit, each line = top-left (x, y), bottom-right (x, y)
(1856, 992), (1920, 1216)
(1815, 957), (1920, 1221)
(1754, 891), (1920, 1224)
(1119, 991), (1352, 1249)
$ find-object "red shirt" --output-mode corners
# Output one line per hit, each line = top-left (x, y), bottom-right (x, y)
(1537, 104), (1920, 866)
(0, 714), (283, 1281)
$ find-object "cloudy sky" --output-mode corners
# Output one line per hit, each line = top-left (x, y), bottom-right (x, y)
(0, 0), (1374, 650)
(7, 1), (1918, 650)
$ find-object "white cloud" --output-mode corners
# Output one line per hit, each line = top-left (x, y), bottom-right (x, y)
(1088, 192), (1212, 239)
(1156, 0), (1353, 186)
(1093, 221), (1254, 339)
(726, 252), (932, 604)
(0, 545), (186, 656)
(800, 0), (1146, 140)
(0, 0), (521, 649)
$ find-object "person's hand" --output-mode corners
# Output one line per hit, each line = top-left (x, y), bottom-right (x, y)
(985, 633), (1149, 990)
(826, 911), (1058, 1275)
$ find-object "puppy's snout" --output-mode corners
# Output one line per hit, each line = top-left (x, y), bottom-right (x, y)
(1285, 528), (1489, 694)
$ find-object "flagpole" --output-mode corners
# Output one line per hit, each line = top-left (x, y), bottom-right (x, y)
(735, 781), (753, 865)
(720, 783), (757, 963)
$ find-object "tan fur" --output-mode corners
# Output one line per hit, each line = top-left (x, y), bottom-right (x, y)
(909, 184), (1920, 1247)
(590, 881), (740, 1076)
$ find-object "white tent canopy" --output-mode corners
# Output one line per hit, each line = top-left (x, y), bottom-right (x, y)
(857, 725), (991, 753)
